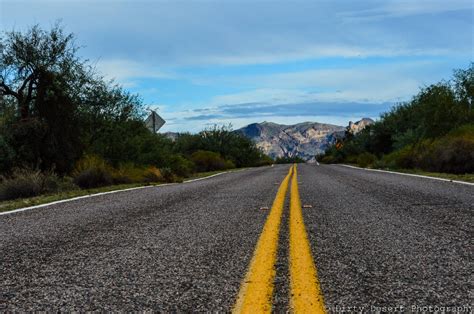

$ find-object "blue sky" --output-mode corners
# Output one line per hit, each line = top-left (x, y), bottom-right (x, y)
(1, 0), (472, 132)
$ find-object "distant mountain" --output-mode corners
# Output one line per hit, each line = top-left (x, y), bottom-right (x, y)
(236, 118), (374, 161)
(348, 118), (374, 135)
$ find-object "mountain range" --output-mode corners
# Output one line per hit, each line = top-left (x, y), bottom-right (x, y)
(164, 118), (374, 161)
(235, 118), (374, 161)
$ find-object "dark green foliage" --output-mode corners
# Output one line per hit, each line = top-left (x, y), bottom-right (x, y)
(174, 125), (270, 168)
(383, 125), (474, 174)
(0, 169), (43, 200)
(0, 168), (72, 201)
(275, 156), (305, 164)
(73, 168), (113, 189)
(71, 155), (113, 189)
(320, 64), (474, 174)
(356, 152), (377, 168)
(190, 150), (235, 172)
(0, 24), (283, 199)
(168, 155), (194, 178)
(159, 167), (176, 183)
(186, 125), (267, 168)
(0, 135), (15, 172)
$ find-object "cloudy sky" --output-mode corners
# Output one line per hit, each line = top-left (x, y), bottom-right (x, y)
(1, 0), (472, 132)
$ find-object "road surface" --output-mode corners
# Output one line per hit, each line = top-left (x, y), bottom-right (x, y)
(1, 164), (472, 311)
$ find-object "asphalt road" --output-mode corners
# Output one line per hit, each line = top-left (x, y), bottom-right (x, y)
(1, 164), (472, 311)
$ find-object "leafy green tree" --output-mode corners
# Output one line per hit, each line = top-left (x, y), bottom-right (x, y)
(320, 64), (474, 174)
(0, 23), (86, 120)
(0, 23), (87, 173)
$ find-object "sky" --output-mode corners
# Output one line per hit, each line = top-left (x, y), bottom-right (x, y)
(1, 0), (472, 132)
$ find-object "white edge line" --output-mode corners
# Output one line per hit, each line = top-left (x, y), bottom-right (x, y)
(338, 164), (474, 186)
(183, 171), (228, 183)
(0, 170), (241, 216)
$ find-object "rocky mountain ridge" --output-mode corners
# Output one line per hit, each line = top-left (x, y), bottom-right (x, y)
(236, 118), (374, 161)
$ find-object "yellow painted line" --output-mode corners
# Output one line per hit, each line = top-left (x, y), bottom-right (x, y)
(233, 166), (293, 313)
(289, 164), (326, 313)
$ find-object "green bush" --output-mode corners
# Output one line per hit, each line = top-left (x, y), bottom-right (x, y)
(383, 145), (416, 169)
(430, 136), (474, 173)
(275, 156), (305, 164)
(0, 169), (43, 200)
(0, 168), (73, 201)
(320, 64), (474, 173)
(356, 152), (377, 168)
(73, 168), (112, 189)
(190, 150), (235, 172)
(320, 155), (341, 164)
(169, 155), (195, 178)
(160, 167), (176, 183)
(255, 155), (274, 166)
(372, 158), (388, 169)
(112, 163), (146, 184)
(143, 166), (163, 183)
(0, 136), (15, 173)
(72, 155), (113, 189)
(345, 154), (358, 164)
(380, 124), (474, 173)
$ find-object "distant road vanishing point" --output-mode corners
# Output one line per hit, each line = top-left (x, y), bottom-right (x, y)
(1, 164), (472, 311)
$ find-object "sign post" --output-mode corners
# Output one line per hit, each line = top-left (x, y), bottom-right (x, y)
(145, 110), (165, 133)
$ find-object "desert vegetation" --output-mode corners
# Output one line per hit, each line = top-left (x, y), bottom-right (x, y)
(319, 64), (474, 174)
(0, 24), (271, 201)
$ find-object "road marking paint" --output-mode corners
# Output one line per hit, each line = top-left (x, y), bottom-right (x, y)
(0, 185), (167, 217)
(289, 164), (326, 313)
(233, 166), (293, 313)
(339, 164), (474, 186)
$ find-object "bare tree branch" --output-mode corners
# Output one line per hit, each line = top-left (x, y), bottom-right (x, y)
(0, 81), (19, 98)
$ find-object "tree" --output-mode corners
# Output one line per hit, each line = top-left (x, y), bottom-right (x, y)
(453, 63), (474, 112)
(0, 23), (147, 174)
(0, 23), (85, 120)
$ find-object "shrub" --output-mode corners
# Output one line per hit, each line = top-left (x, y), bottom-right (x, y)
(169, 155), (195, 178)
(356, 152), (377, 168)
(382, 124), (474, 174)
(72, 155), (113, 189)
(275, 156), (305, 164)
(0, 168), (74, 201)
(112, 163), (146, 184)
(372, 157), (388, 169)
(0, 136), (15, 173)
(430, 137), (474, 173)
(320, 155), (340, 164)
(345, 154), (358, 164)
(255, 155), (274, 166)
(143, 166), (163, 183)
(190, 150), (234, 172)
(160, 167), (176, 183)
(383, 145), (416, 169)
(0, 168), (43, 200)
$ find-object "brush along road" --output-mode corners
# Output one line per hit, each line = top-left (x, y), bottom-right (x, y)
(1, 164), (472, 311)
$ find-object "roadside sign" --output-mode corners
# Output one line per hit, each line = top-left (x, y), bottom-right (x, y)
(145, 110), (165, 133)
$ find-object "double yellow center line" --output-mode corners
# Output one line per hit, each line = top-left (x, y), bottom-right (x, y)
(233, 164), (326, 313)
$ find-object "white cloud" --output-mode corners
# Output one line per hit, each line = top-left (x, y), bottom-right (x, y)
(2, 1), (471, 67)
(191, 60), (443, 105)
(94, 59), (174, 83)
(339, 0), (473, 23)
